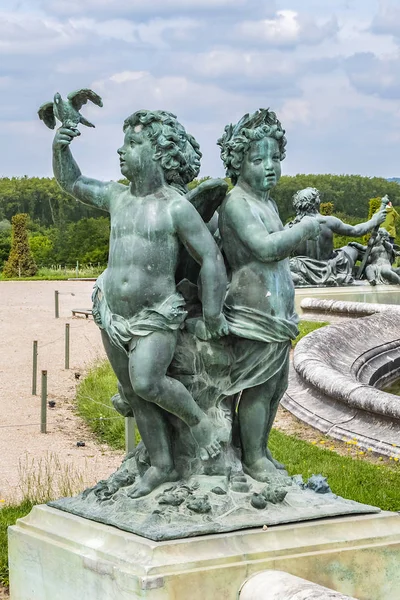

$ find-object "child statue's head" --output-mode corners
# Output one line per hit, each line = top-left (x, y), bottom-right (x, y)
(218, 109), (287, 192)
(377, 228), (390, 243)
(292, 187), (321, 215)
(122, 110), (201, 192)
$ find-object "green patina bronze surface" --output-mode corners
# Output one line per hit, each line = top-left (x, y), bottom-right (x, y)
(41, 96), (380, 539)
(349, 228), (400, 285)
(288, 186), (387, 286)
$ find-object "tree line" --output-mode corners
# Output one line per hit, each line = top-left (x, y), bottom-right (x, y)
(0, 174), (399, 270)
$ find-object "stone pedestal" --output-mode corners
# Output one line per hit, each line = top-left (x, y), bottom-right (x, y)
(9, 506), (400, 599)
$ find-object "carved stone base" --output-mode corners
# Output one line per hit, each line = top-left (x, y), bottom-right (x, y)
(9, 506), (400, 599)
(47, 460), (379, 540)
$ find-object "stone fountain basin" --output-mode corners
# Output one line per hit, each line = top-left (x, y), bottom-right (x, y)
(283, 312), (400, 457)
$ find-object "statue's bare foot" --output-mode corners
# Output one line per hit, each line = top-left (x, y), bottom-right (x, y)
(243, 457), (278, 482)
(191, 416), (221, 461)
(266, 447), (285, 470)
(127, 466), (179, 499)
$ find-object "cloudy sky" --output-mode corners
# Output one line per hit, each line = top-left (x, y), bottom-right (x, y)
(1, 0), (400, 181)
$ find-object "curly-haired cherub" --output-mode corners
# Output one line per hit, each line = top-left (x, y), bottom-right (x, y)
(217, 109), (320, 482)
(52, 109), (229, 497)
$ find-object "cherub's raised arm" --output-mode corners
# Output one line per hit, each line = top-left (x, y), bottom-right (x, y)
(52, 126), (121, 212)
(225, 198), (319, 262)
(326, 211), (385, 237)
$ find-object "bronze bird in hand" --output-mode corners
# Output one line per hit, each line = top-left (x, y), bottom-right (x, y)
(38, 89), (103, 130)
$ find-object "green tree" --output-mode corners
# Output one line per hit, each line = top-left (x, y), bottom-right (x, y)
(29, 234), (54, 267)
(273, 175), (400, 223)
(0, 232), (11, 268)
(320, 202), (334, 216)
(3, 214), (37, 277)
(367, 197), (382, 220)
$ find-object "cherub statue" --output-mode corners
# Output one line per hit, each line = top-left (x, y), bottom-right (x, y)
(349, 228), (400, 286)
(51, 109), (229, 497)
(217, 109), (320, 481)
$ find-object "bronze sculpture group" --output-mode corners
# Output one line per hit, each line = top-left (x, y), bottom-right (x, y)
(41, 92), (382, 539)
(287, 187), (400, 287)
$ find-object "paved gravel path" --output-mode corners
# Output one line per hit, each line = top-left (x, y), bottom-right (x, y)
(0, 280), (123, 503)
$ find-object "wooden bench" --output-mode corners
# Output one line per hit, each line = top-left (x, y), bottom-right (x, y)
(72, 308), (93, 319)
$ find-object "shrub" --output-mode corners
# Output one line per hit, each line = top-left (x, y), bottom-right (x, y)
(3, 213), (37, 277)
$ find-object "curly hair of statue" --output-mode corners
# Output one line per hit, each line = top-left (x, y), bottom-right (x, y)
(217, 108), (287, 184)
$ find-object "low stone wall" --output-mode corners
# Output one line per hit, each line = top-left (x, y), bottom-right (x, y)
(300, 297), (400, 317)
(283, 310), (400, 457)
(294, 283), (400, 315)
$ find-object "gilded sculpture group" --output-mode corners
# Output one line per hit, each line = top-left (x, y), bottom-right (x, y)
(47, 98), (392, 499)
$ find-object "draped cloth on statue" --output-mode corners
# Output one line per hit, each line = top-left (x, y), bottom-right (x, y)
(221, 303), (298, 395)
(171, 302), (297, 409)
(224, 303), (299, 344)
(289, 247), (355, 286)
(92, 272), (187, 356)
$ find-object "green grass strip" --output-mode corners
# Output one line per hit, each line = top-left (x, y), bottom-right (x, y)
(269, 430), (400, 512)
(0, 501), (34, 587)
(294, 320), (328, 346)
(76, 360), (125, 450)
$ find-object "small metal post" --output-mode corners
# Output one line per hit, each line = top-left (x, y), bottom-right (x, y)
(41, 370), (47, 434)
(125, 417), (136, 454)
(76, 260), (79, 278)
(54, 290), (59, 318)
(32, 340), (38, 395)
(65, 323), (70, 370)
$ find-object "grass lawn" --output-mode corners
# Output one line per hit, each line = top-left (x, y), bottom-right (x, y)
(0, 265), (104, 281)
(0, 502), (33, 587)
(294, 320), (328, 346)
(384, 379), (400, 396)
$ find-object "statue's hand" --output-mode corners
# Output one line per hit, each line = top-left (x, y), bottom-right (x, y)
(301, 216), (320, 241)
(195, 314), (229, 340)
(373, 207), (387, 226)
(53, 126), (80, 149)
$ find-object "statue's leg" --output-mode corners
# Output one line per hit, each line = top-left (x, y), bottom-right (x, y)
(100, 331), (178, 498)
(365, 265), (376, 285)
(238, 358), (289, 482)
(128, 330), (221, 462)
(382, 267), (400, 285)
(264, 354), (290, 470)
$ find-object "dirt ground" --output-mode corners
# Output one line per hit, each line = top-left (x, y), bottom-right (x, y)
(0, 280), (123, 505)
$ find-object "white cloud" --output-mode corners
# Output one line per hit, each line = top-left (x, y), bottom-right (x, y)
(184, 49), (299, 80)
(344, 52), (400, 99)
(40, 0), (265, 17)
(110, 71), (147, 84)
(1, 0), (400, 181)
(370, 1), (400, 38)
(69, 16), (199, 48)
(279, 99), (312, 126)
(0, 11), (86, 55)
(278, 69), (400, 177)
(91, 70), (248, 124)
(236, 10), (339, 47)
